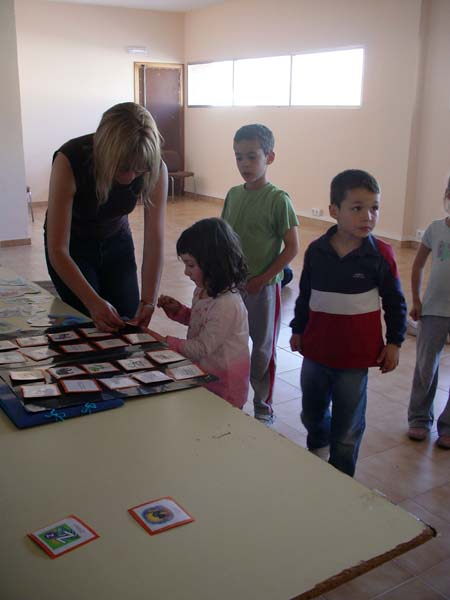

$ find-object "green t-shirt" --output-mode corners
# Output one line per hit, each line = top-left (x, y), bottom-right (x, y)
(221, 183), (299, 284)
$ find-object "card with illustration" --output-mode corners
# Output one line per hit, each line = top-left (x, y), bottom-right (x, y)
(0, 351), (26, 365)
(123, 332), (157, 345)
(78, 327), (111, 339)
(15, 335), (49, 347)
(59, 343), (94, 354)
(20, 347), (60, 361)
(60, 379), (101, 394)
(132, 370), (173, 385)
(81, 362), (119, 375)
(21, 383), (61, 399)
(47, 331), (80, 343)
(28, 515), (99, 558)
(94, 338), (128, 351)
(47, 365), (86, 379)
(146, 350), (185, 364)
(117, 357), (153, 372)
(167, 364), (206, 380)
(98, 376), (137, 390)
(128, 497), (194, 535)
(0, 340), (18, 352)
(9, 369), (46, 383)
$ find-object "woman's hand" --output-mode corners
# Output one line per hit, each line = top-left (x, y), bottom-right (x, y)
(87, 297), (124, 332)
(158, 295), (182, 319)
(129, 301), (155, 328)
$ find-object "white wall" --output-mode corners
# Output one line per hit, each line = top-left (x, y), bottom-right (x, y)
(15, 0), (184, 204)
(0, 0), (29, 243)
(184, 0), (423, 241)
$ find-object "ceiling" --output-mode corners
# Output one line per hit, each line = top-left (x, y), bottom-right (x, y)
(51, 0), (225, 12)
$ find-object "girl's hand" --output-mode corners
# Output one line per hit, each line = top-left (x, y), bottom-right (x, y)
(246, 275), (266, 295)
(290, 333), (303, 354)
(87, 298), (124, 332)
(129, 302), (155, 328)
(158, 295), (182, 318)
(409, 301), (422, 321)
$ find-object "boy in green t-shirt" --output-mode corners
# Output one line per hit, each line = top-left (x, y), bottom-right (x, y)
(221, 124), (299, 423)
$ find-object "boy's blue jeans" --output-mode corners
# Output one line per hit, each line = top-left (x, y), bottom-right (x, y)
(300, 357), (368, 477)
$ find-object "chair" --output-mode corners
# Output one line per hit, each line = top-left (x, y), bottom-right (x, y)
(163, 150), (196, 201)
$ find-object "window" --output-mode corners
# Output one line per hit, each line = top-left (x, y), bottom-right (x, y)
(187, 61), (233, 106)
(233, 56), (291, 106)
(291, 48), (364, 106)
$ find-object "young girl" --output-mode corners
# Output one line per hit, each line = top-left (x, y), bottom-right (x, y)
(408, 176), (450, 449)
(158, 218), (250, 409)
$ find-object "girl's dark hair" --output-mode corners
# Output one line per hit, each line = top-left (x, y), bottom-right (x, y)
(176, 218), (248, 298)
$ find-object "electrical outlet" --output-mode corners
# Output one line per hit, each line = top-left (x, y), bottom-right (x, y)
(416, 229), (425, 241)
(312, 208), (323, 217)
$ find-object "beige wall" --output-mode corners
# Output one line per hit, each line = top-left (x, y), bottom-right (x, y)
(15, 0), (184, 204)
(0, 0), (29, 243)
(185, 0), (425, 241)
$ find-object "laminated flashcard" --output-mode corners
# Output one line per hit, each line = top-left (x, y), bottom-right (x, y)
(128, 497), (194, 535)
(81, 362), (119, 375)
(123, 332), (157, 345)
(28, 515), (99, 558)
(78, 327), (111, 339)
(20, 347), (60, 361)
(21, 383), (61, 399)
(117, 357), (153, 372)
(59, 343), (94, 354)
(47, 331), (80, 343)
(60, 379), (101, 394)
(166, 364), (206, 380)
(15, 335), (48, 347)
(98, 376), (137, 390)
(0, 340), (18, 351)
(0, 351), (26, 365)
(47, 365), (86, 379)
(9, 369), (46, 383)
(132, 370), (173, 385)
(146, 350), (185, 364)
(94, 338), (128, 351)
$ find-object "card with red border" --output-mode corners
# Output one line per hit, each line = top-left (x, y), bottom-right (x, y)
(21, 383), (61, 399)
(123, 332), (156, 345)
(0, 351), (26, 365)
(47, 365), (85, 379)
(146, 350), (185, 364)
(47, 331), (80, 343)
(28, 515), (99, 558)
(20, 347), (60, 361)
(59, 343), (94, 354)
(0, 340), (18, 351)
(117, 357), (153, 372)
(78, 327), (111, 339)
(15, 335), (48, 347)
(81, 362), (119, 375)
(128, 497), (194, 535)
(94, 338), (128, 351)
(9, 369), (46, 383)
(60, 379), (101, 394)
(167, 364), (206, 380)
(132, 370), (173, 384)
(98, 376), (137, 390)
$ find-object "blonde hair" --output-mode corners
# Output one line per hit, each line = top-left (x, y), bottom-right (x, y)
(93, 102), (161, 207)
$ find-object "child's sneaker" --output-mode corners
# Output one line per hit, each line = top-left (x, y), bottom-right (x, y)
(408, 427), (428, 441)
(254, 412), (275, 426)
(436, 435), (450, 449)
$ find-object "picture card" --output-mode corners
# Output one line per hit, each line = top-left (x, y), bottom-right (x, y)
(0, 351), (26, 365)
(94, 338), (128, 351)
(146, 350), (185, 364)
(132, 370), (173, 385)
(78, 327), (111, 339)
(47, 365), (85, 379)
(81, 362), (119, 375)
(47, 331), (80, 343)
(60, 379), (101, 394)
(15, 335), (48, 347)
(117, 357), (152, 372)
(0, 340), (18, 351)
(128, 497), (194, 535)
(21, 383), (61, 399)
(123, 332), (156, 345)
(59, 343), (94, 354)
(167, 364), (206, 380)
(9, 369), (46, 383)
(98, 376), (137, 390)
(20, 347), (60, 361)
(28, 515), (99, 558)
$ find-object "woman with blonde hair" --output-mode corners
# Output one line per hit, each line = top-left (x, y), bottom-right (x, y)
(45, 102), (168, 331)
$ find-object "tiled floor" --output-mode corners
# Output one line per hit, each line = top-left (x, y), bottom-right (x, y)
(2, 197), (449, 599)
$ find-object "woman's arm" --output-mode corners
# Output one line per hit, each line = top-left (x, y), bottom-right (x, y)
(46, 153), (124, 331)
(133, 161), (168, 328)
(410, 243), (431, 320)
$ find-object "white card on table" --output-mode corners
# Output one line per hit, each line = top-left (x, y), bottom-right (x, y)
(123, 332), (156, 345)
(28, 515), (99, 559)
(94, 338), (128, 350)
(98, 376), (137, 390)
(20, 347), (60, 361)
(132, 370), (173, 385)
(146, 350), (185, 364)
(81, 362), (119, 375)
(167, 364), (206, 380)
(128, 497), (194, 535)
(117, 357), (153, 372)
(78, 327), (111, 339)
(16, 335), (48, 347)
(47, 365), (85, 379)
(60, 379), (101, 394)
(0, 351), (26, 365)
(9, 369), (46, 382)
(47, 331), (80, 343)
(21, 383), (60, 399)
(60, 343), (94, 354)
(0, 340), (18, 351)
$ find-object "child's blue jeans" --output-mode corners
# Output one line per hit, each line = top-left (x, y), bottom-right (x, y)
(300, 357), (368, 477)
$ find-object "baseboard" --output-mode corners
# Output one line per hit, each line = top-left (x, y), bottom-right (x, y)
(0, 238), (31, 247)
